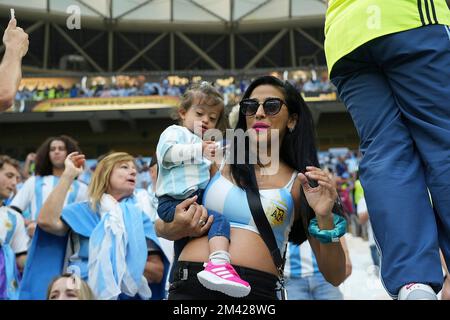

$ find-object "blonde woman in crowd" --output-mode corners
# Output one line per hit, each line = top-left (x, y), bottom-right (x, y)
(19, 152), (170, 300)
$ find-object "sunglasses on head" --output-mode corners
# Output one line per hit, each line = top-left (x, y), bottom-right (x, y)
(239, 97), (286, 116)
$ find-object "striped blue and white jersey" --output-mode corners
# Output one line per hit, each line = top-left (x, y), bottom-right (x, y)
(284, 241), (320, 278)
(0, 205), (29, 299)
(10, 175), (88, 221)
(203, 171), (297, 257)
(0, 206), (29, 253)
(156, 125), (211, 199)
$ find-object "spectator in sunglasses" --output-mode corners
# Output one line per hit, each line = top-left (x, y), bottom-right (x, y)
(156, 76), (346, 300)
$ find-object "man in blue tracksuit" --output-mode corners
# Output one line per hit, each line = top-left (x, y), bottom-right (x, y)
(325, 0), (450, 299)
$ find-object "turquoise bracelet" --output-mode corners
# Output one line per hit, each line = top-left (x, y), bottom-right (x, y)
(308, 214), (347, 244)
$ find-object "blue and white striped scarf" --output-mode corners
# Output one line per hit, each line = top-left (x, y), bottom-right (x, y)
(87, 194), (151, 300)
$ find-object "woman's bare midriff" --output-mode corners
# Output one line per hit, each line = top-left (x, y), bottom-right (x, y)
(178, 227), (279, 276)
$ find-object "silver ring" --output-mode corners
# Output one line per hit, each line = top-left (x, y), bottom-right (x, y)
(198, 219), (206, 226)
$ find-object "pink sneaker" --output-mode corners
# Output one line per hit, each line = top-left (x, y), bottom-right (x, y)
(197, 261), (251, 297)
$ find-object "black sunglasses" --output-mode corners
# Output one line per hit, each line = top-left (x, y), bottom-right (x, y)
(239, 98), (286, 116)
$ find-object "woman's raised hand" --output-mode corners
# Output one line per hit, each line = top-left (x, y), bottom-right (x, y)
(297, 166), (338, 218)
(63, 152), (85, 179)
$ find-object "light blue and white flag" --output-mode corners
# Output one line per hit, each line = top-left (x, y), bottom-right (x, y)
(87, 194), (152, 300)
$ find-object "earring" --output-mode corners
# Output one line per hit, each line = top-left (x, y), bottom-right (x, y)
(288, 127), (294, 133)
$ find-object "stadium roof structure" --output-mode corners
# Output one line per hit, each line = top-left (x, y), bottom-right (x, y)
(0, 0), (326, 32)
(0, 0), (328, 73)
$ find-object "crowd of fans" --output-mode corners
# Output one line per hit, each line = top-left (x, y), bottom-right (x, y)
(14, 71), (335, 106)
(3, 3), (450, 301)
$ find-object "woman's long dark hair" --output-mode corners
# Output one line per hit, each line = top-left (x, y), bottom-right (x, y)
(230, 76), (320, 245)
(35, 135), (81, 176)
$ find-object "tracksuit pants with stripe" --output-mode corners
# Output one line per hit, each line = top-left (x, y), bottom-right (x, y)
(330, 24), (450, 297)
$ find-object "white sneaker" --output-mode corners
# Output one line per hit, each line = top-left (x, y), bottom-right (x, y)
(398, 283), (437, 300)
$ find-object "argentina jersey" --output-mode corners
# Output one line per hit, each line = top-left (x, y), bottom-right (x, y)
(284, 241), (319, 278)
(156, 125), (210, 199)
(0, 206), (29, 252)
(10, 175), (88, 221)
(203, 171), (297, 256)
(0, 206), (29, 299)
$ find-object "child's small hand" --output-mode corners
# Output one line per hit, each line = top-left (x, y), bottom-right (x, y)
(202, 141), (217, 161)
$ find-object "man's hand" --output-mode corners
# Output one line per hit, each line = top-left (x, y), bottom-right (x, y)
(144, 254), (164, 284)
(25, 152), (36, 163)
(0, 19), (29, 111)
(3, 19), (29, 58)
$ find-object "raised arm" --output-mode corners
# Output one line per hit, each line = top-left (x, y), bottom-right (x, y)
(37, 152), (85, 236)
(296, 166), (347, 286)
(21, 152), (36, 180)
(0, 19), (29, 111)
